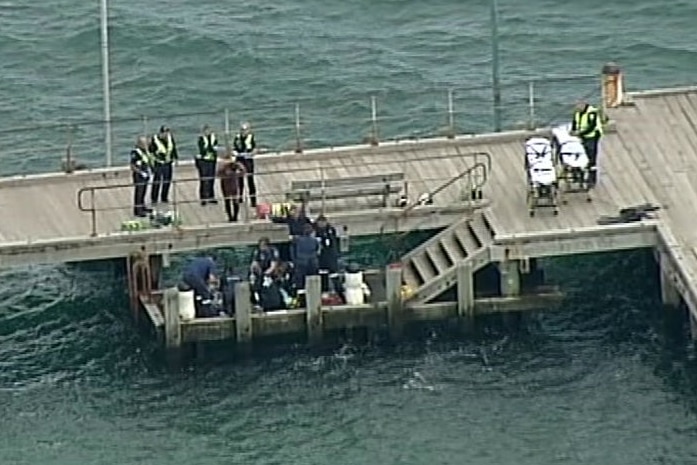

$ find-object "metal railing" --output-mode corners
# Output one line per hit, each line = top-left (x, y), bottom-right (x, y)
(76, 151), (490, 237)
(1, 74), (600, 177)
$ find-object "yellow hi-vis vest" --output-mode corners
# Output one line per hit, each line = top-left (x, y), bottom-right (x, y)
(134, 147), (152, 168)
(153, 133), (174, 163)
(200, 133), (218, 161)
(573, 105), (603, 139)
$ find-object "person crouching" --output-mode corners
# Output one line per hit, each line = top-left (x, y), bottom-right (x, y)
(217, 156), (246, 222)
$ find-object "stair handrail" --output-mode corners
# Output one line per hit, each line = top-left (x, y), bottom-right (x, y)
(377, 153), (491, 263)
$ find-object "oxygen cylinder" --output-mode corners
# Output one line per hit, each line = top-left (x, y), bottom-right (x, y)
(178, 289), (196, 321)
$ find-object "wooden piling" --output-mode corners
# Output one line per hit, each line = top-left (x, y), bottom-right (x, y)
(234, 282), (253, 353)
(305, 275), (323, 345)
(659, 252), (681, 307)
(456, 261), (474, 317)
(163, 287), (182, 366)
(385, 265), (404, 341)
(499, 260), (521, 297)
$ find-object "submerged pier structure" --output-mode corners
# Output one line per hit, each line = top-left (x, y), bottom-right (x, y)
(1, 65), (697, 357)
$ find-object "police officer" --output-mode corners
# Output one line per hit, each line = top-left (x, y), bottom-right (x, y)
(233, 122), (257, 207)
(571, 101), (603, 187)
(291, 223), (320, 291)
(130, 136), (152, 217)
(314, 215), (339, 291)
(149, 125), (179, 203)
(196, 124), (219, 205)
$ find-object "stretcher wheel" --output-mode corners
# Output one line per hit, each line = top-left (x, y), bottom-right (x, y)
(553, 209), (559, 216)
(586, 195), (592, 202)
(529, 210), (535, 217)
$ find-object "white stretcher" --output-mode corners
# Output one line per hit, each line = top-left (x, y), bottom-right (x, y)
(529, 158), (557, 186)
(552, 124), (589, 169)
(525, 137), (554, 169)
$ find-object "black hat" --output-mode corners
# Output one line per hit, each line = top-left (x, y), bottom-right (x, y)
(160, 125), (169, 133)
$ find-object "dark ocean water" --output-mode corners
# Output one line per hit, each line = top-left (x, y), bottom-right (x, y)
(2, 0), (697, 463)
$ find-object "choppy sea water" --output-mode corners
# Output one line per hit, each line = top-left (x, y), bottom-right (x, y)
(2, 1), (697, 463)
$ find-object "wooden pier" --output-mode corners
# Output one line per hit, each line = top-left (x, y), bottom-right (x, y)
(2, 65), (697, 353)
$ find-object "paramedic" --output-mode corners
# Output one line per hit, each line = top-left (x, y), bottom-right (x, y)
(571, 101), (603, 187)
(196, 124), (219, 205)
(181, 256), (219, 304)
(271, 204), (312, 261)
(233, 122), (257, 207)
(314, 215), (340, 291)
(250, 237), (280, 284)
(291, 223), (320, 291)
(149, 125), (179, 203)
(130, 136), (152, 217)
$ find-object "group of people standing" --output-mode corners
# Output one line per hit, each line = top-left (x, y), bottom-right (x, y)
(129, 122), (258, 219)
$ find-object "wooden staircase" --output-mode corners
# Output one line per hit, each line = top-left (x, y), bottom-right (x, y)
(401, 210), (497, 303)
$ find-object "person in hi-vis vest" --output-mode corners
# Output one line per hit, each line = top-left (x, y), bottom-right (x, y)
(149, 125), (179, 203)
(570, 101), (603, 187)
(196, 124), (219, 205)
(233, 122), (258, 207)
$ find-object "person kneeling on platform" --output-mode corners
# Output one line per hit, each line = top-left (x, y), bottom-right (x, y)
(250, 237), (280, 289)
(179, 255), (219, 318)
(292, 223), (320, 292)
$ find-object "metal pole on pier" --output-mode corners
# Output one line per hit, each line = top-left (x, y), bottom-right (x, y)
(100, 0), (113, 166)
(490, 0), (502, 132)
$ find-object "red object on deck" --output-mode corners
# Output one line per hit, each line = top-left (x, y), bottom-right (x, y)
(388, 262), (403, 269)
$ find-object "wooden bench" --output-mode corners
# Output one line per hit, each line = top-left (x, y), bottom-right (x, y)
(286, 172), (405, 208)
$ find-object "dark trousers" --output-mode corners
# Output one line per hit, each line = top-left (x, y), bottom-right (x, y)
(151, 162), (173, 203)
(293, 258), (319, 290)
(196, 159), (217, 201)
(236, 157), (257, 207)
(582, 138), (600, 187)
(183, 272), (212, 301)
(224, 197), (240, 221)
(132, 173), (148, 215)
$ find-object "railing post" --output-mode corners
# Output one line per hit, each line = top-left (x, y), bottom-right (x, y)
(224, 108), (231, 153)
(320, 166), (326, 215)
(141, 115), (148, 136)
(90, 189), (97, 237)
(369, 95), (379, 146)
(294, 103), (303, 154)
(528, 81), (536, 130)
(446, 89), (455, 139)
(63, 124), (75, 173)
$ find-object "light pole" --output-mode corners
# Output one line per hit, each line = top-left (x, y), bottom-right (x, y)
(100, 0), (113, 166)
(490, 0), (502, 132)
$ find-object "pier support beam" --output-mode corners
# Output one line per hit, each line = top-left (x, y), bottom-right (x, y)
(690, 312), (697, 341)
(386, 265), (404, 341)
(498, 260), (521, 297)
(306, 275), (323, 346)
(456, 261), (474, 317)
(234, 282), (253, 355)
(163, 287), (182, 367)
(659, 253), (681, 307)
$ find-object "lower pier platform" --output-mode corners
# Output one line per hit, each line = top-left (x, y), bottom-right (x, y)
(137, 265), (564, 362)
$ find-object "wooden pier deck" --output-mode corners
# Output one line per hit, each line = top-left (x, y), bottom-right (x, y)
(2, 82), (697, 333)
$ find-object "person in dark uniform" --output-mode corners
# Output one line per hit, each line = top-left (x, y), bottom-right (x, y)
(180, 255), (219, 317)
(291, 223), (320, 291)
(233, 122), (257, 207)
(130, 136), (153, 217)
(571, 100), (603, 187)
(271, 204), (312, 261)
(149, 125), (179, 203)
(314, 215), (340, 291)
(196, 124), (219, 205)
(217, 156), (246, 222)
(250, 237), (280, 284)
